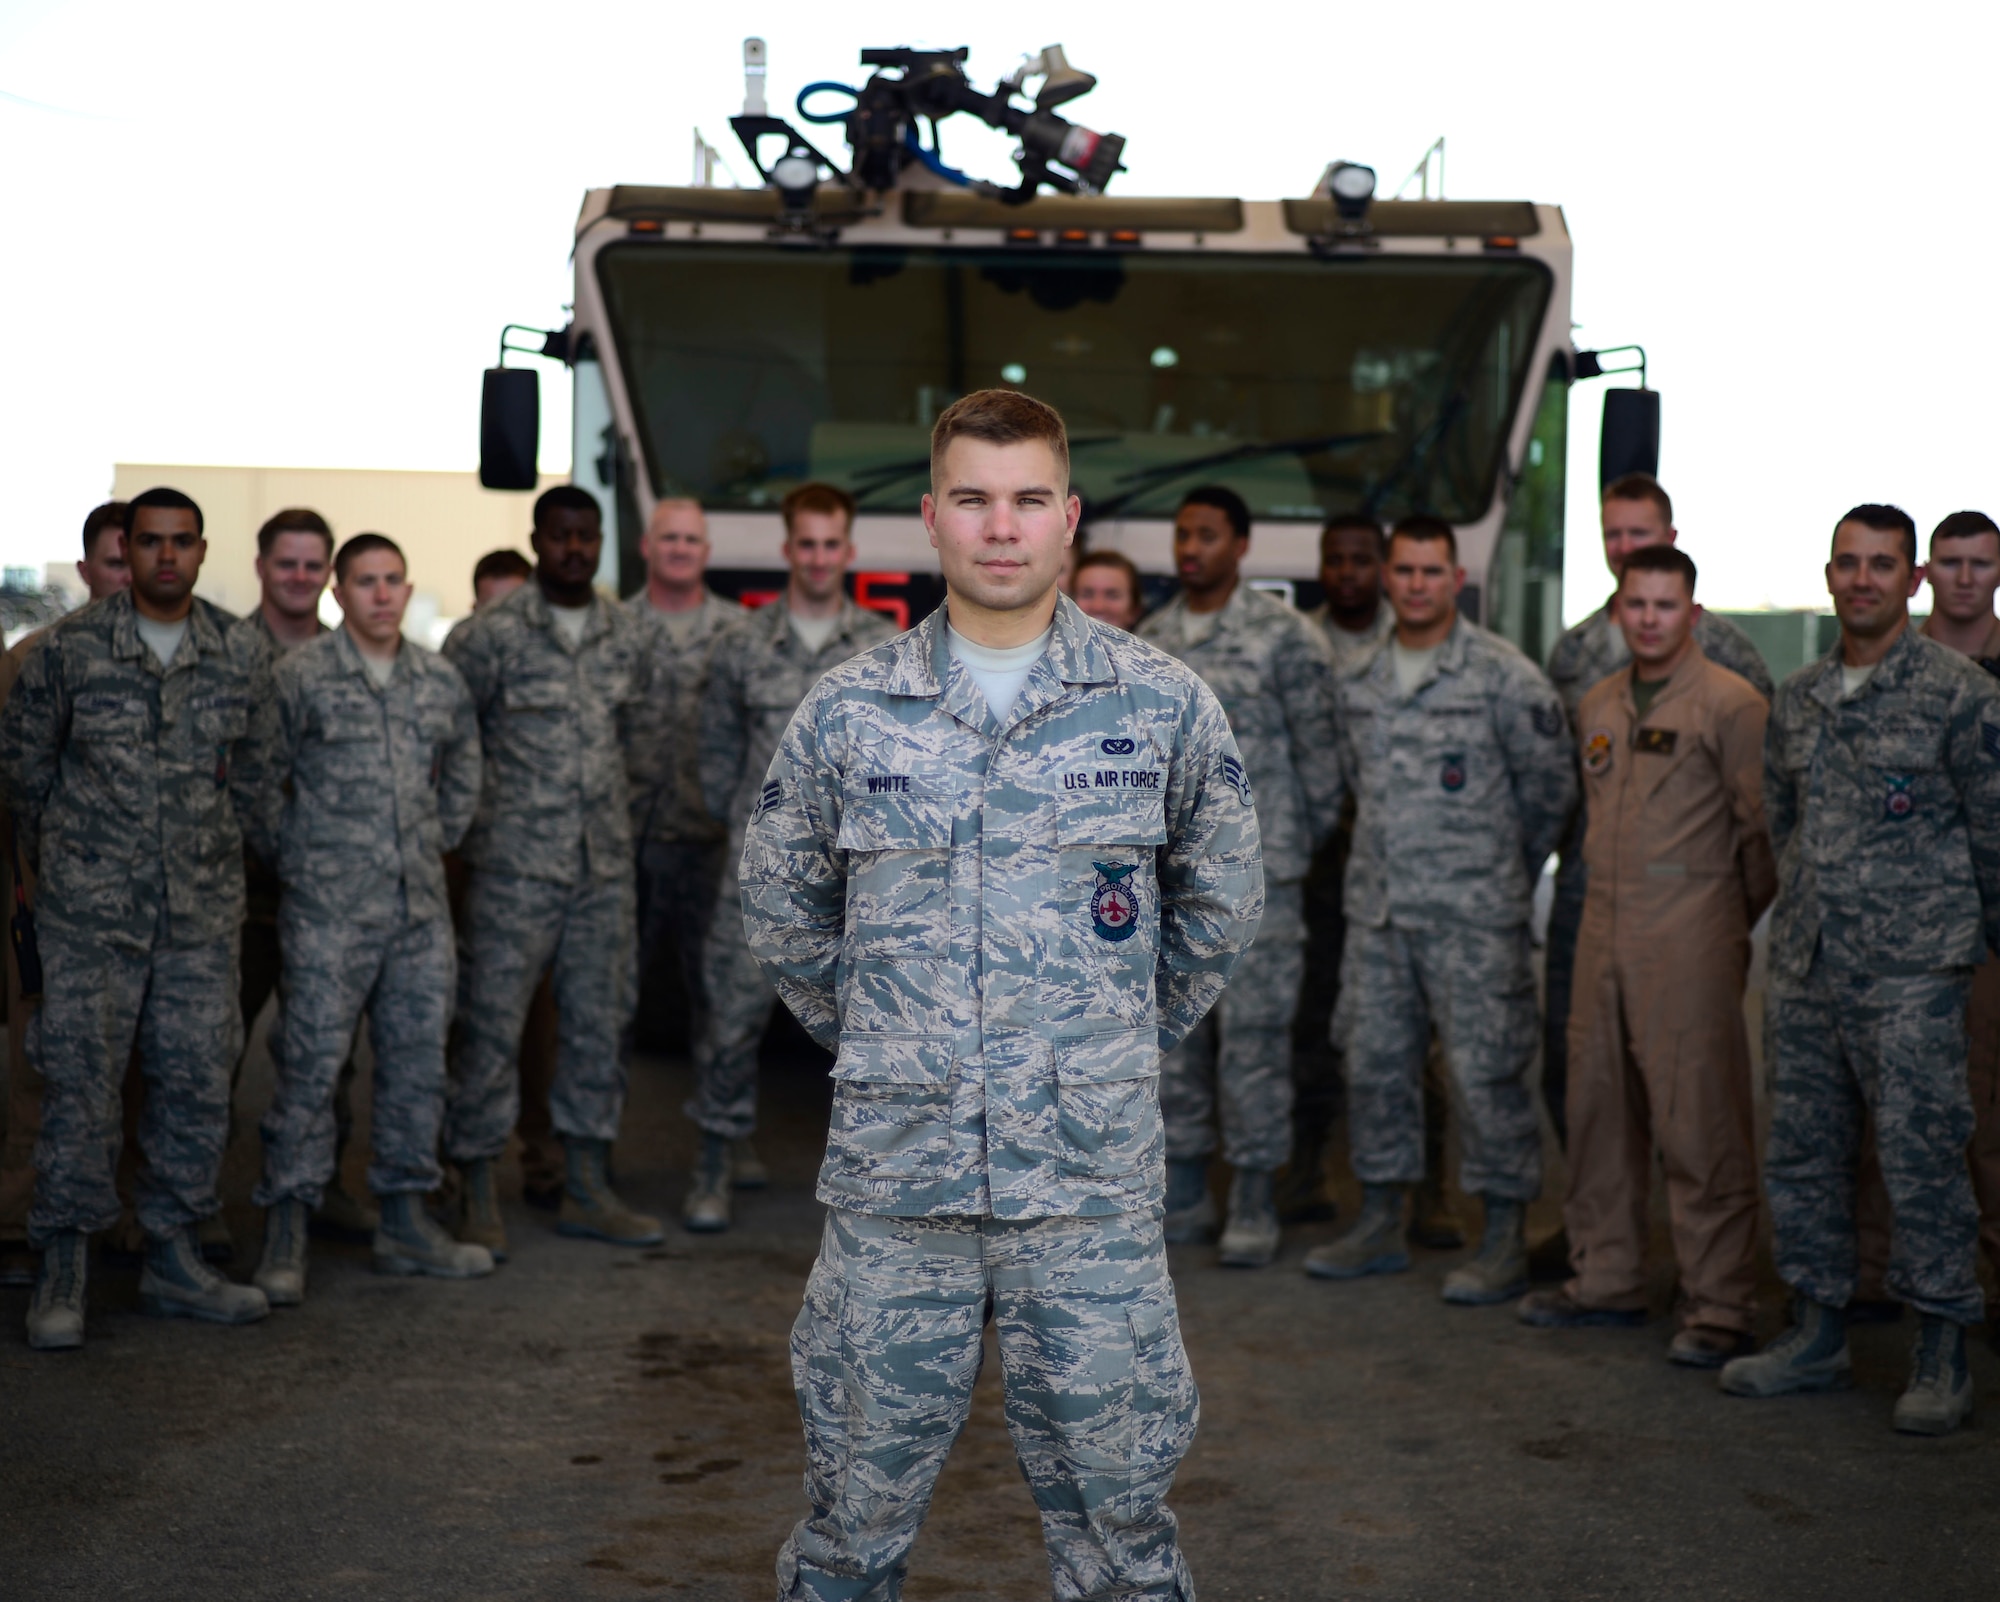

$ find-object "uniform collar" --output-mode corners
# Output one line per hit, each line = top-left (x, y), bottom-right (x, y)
(333, 623), (405, 691)
(1620, 639), (1707, 717)
(1163, 578), (1252, 641)
(890, 592), (1114, 705)
(520, 579), (608, 651)
(105, 589), (227, 675)
(1807, 618), (1920, 713)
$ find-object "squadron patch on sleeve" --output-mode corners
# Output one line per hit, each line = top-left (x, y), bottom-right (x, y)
(1582, 729), (1614, 775)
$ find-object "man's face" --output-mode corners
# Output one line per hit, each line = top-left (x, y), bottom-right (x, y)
(641, 500), (709, 589)
(1075, 562), (1141, 630)
(1600, 496), (1673, 578)
(784, 509), (857, 606)
(473, 572), (527, 611)
(77, 527), (131, 601)
(124, 507), (205, 610)
(257, 530), (332, 621)
(1172, 502), (1245, 594)
(923, 437), (1077, 616)
(1826, 520), (1919, 638)
(1320, 526), (1382, 614)
(1927, 534), (2000, 625)
(1615, 569), (1698, 669)
(333, 549), (411, 645)
(1382, 534), (1462, 630)
(532, 509), (604, 590)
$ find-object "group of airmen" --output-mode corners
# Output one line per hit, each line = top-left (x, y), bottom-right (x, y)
(4, 380), (1999, 1594)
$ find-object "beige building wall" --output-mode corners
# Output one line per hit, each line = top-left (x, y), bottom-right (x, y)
(111, 464), (553, 642)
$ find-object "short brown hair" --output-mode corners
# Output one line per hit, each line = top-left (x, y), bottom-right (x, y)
(1388, 513), (1457, 564)
(334, 532), (405, 584)
(82, 500), (129, 556)
(1074, 548), (1141, 596)
(1602, 472), (1672, 526)
(930, 389), (1070, 490)
(1618, 542), (1696, 596)
(1932, 510), (2000, 550)
(781, 481), (857, 537)
(258, 507), (334, 558)
(472, 548), (532, 588)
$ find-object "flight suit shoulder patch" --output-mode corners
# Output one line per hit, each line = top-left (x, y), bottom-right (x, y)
(1582, 729), (1614, 775)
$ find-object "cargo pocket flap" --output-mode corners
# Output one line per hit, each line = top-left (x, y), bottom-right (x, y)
(1055, 1028), (1160, 1085)
(830, 1033), (955, 1086)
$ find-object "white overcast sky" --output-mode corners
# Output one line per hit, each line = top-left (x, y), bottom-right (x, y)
(3, 0), (1996, 616)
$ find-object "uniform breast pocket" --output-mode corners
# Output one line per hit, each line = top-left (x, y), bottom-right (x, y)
(825, 1032), (955, 1184)
(315, 712), (386, 803)
(1862, 727), (1943, 855)
(1054, 1027), (1162, 1180)
(1056, 792), (1167, 952)
(71, 695), (148, 751)
(836, 789), (953, 955)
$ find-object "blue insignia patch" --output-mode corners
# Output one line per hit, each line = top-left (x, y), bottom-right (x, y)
(1883, 774), (1915, 822)
(1984, 722), (2000, 760)
(753, 779), (782, 820)
(1089, 862), (1140, 942)
(1220, 754), (1252, 804)
(1531, 704), (1563, 737)
(1101, 737), (1136, 756)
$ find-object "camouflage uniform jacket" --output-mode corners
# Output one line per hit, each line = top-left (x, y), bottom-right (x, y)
(263, 628), (482, 926)
(698, 596), (898, 843)
(1548, 600), (1774, 722)
(239, 608), (329, 923)
(442, 580), (652, 885)
(623, 588), (742, 845)
(0, 589), (274, 945)
(1764, 625), (2000, 985)
(1139, 582), (1342, 882)
(1336, 615), (1575, 929)
(740, 594), (1265, 1220)
(1306, 601), (1395, 677)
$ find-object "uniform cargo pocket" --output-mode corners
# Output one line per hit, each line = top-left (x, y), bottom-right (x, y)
(1126, 1286), (1199, 1515)
(837, 792), (951, 955)
(1054, 1028), (1161, 1179)
(825, 1033), (956, 1187)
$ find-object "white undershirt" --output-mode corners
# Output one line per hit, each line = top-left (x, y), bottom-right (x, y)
(1392, 639), (1441, 695)
(1181, 608), (1223, 647)
(1841, 661), (1878, 699)
(134, 613), (189, 669)
(788, 609), (840, 655)
(654, 606), (702, 648)
(361, 651), (397, 688)
(549, 602), (591, 647)
(948, 623), (1053, 721)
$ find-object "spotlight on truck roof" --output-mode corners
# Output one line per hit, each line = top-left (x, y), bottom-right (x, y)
(771, 152), (820, 207)
(1325, 161), (1376, 222)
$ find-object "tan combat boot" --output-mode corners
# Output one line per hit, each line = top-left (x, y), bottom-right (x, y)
(559, 1138), (664, 1246)
(26, 1230), (88, 1351)
(455, 1157), (509, 1262)
(1441, 1196), (1529, 1305)
(375, 1193), (496, 1278)
(253, 1197), (310, 1307)
(682, 1133), (733, 1234)
(140, 1228), (270, 1325)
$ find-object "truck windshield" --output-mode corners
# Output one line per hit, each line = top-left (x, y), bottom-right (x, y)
(597, 242), (1552, 525)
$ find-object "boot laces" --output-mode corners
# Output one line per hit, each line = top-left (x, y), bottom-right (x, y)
(46, 1237), (84, 1304)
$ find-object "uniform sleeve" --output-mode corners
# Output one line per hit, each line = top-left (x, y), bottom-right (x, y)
(0, 632), (66, 872)
(1274, 615), (1346, 850)
(1545, 626), (1585, 724)
(1705, 618), (1776, 701)
(737, 689), (847, 1049)
(250, 656), (304, 867)
(1717, 689), (1776, 924)
(1495, 661), (1577, 879)
(1762, 686), (1800, 863)
(1945, 675), (2000, 954)
(441, 613), (500, 723)
(436, 664), (484, 853)
(229, 631), (282, 867)
(1157, 681), (1265, 1054)
(697, 628), (750, 825)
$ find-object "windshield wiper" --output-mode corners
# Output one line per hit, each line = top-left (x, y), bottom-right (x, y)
(1089, 429), (1391, 521)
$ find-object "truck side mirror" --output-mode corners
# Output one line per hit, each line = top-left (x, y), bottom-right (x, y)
(480, 367), (540, 490)
(1599, 387), (1660, 486)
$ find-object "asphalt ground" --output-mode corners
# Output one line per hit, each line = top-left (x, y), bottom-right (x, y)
(3, 1016), (1998, 1602)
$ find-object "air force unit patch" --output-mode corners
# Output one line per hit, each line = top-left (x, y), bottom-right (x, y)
(1090, 862), (1140, 942)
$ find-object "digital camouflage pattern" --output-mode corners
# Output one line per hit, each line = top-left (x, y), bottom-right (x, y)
(1766, 966), (1984, 1324)
(740, 595), (1264, 1219)
(259, 628), (481, 926)
(253, 630), (480, 1207)
(1339, 919), (1543, 1199)
(780, 1207), (1197, 1602)
(632, 837), (725, 1049)
(1760, 626), (2000, 1328)
(1160, 880), (1304, 1170)
(0, 588), (275, 945)
(445, 859), (637, 1161)
(688, 597), (897, 1139)
(1542, 603), (1774, 1133)
(623, 589), (742, 845)
(258, 908), (454, 1206)
(239, 608), (329, 926)
(1335, 614), (1574, 932)
(1139, 582), (1343, 882)
(1334, 615), (1569, 1200)
(25, 922), (241, 1244)
(442, 579), (653, 885)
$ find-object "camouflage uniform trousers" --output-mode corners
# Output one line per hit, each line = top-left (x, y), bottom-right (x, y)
(239, 910), (360, 1180)
(1340, 920), (1543, 1201)
(255, 902), (453, 1207)
(688, 851), (779, 1140)
(779, 1207), (1198, 1602)
(445, 863), (637, 1161)
(1765, 960), (1984, 1326)
(1161, 879), (1304, 1170)
(630, 838), (724, 1056)
(26, 913), (242, 1245)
